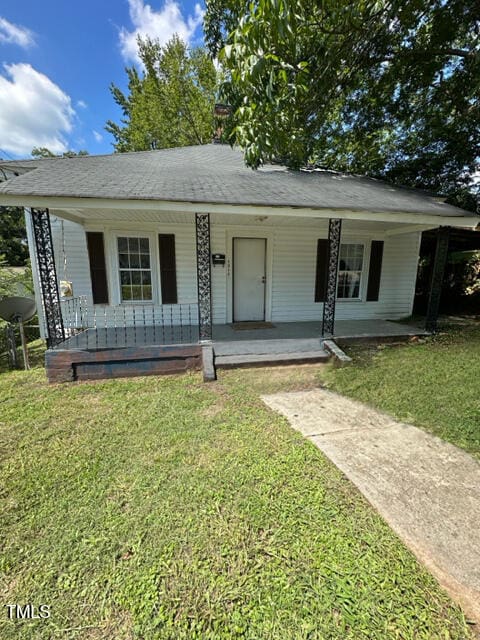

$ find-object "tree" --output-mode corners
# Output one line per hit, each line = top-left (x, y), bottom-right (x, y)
(0, 148), (90, 267)
(0, 207), (29, 266)
(106, 35), (218, 152)
(205, 0), (480, 208)
(31, 147), (89, 158)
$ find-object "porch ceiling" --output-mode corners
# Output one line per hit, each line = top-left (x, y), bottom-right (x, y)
(47, 206), (475, 234)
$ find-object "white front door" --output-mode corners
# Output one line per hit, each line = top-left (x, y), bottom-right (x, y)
(233, 237), (266, 322)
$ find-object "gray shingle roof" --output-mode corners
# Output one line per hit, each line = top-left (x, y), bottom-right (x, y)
(0, 144), (477, 218)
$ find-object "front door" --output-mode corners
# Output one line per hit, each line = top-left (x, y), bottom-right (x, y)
(233, 237), (266, 322)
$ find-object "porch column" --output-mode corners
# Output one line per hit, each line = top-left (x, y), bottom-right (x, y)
(425, 226), (450, 332)
(322, 218), (342, 337)
(195, 212), (212, 342)
(30, 208), (65, 347)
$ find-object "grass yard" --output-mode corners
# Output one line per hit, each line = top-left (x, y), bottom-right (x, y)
(0, 344), (474, 639)
(322, 322), (480, 460)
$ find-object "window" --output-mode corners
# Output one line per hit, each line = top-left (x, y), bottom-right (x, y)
(337, 244), (364, 299)
(117, 236), (153, 301)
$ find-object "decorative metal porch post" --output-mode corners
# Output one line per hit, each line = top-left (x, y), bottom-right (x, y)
(425, 226), (450, 333)
(195, 213), (212, 342)
(30, 208), (65, 347)
(322, 218), (342, 337)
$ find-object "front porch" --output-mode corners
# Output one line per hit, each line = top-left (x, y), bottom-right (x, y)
(46, 317), (429, 382)
(27, 208), (450, 382)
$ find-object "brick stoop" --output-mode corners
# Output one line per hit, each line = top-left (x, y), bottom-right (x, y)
(45, 344), (202, 383)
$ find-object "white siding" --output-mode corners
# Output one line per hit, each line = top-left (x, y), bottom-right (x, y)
(211, 225), (228, 324)
(270, 226), (421, 321)
(51, 217), (92, 301)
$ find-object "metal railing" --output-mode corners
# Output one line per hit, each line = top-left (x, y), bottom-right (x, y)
(58, 296), (199, 349)
(60, 296), (88, 335)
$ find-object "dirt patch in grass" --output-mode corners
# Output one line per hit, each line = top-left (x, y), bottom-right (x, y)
(218, 363), (327, 395)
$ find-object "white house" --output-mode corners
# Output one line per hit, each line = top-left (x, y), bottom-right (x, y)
(0, 145), (477, 381)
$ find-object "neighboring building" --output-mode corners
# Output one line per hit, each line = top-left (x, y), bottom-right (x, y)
(0, 145), (477, 381)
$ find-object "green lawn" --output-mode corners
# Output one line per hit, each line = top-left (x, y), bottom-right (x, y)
(0, 347), (473, 639)
(322, 322), (480, 460)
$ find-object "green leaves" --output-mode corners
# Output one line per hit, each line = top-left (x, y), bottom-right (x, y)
(207, 0), (479, 205)
(106, 35), (219, 152)
(0, 207), (29, 267)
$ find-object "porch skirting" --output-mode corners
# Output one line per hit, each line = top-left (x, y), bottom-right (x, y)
(46, 343), (202, 383)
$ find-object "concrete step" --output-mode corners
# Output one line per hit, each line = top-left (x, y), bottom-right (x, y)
(213, 338), (325, 356)
(215, 350), (330, 369)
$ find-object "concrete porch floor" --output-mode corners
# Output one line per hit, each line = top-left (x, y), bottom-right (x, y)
(212, 319), (428, 357)
(56, 319), (428, 353)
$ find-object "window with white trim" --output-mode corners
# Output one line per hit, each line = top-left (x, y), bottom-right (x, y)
(337, 243), (364, 299)
(117, 236), (153, 301)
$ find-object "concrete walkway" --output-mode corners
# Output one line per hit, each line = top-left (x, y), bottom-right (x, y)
(262, 388), (480, 625)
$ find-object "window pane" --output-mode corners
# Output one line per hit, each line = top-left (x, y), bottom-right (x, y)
(140, 253), (150, 268)
(129, 253), (140, 269)
(142, 285), (153, 300)
(121, 285), (132, 300)
(141, 270), (151, 285)
(118, 237), (128, 252)
(128, 237), (140, 253)
(139, 238), (149, 253)
(131, 271), (141, 285)
(120, 271), (131, 285)
(132, 285), (142, 300)
(119, 253), (129, 269)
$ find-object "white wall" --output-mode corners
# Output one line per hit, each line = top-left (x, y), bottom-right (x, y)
(29, 213), (422, 330)
(270, 226), (421, 321)
(51, 216), (92, 301)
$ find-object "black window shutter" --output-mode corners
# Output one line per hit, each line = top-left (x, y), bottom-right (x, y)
(158, 234), (178, 304)
(86, 232), (109, 304)
(366, 240), (384, 301)
(314, 239), (329, 302)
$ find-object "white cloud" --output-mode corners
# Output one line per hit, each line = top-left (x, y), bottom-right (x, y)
(119, 0), (203, 64)
(0, 63), (75, 156)
(77, 99), (87, 109)
(93, 130), (103, 143)
(0, 16), (35, 48)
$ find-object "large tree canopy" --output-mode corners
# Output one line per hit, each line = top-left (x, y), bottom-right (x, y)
(205, 0), (480, 208)
(106, 36), (218, 152)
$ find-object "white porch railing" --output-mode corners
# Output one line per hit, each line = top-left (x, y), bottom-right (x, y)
(58, 296), (200, 349)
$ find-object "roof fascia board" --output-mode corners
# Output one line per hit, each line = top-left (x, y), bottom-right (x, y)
(1, 194), (477, 229)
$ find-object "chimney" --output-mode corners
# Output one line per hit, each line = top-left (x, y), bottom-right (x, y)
(213, 103), (231, 144)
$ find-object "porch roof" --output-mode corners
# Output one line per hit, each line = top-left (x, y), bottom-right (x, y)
(0, 145), (478, 225)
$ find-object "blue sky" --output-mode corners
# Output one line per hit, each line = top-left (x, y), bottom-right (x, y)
(0, 1), (205, 158)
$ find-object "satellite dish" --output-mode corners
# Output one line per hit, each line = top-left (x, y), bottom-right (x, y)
(0, 296), (37, 370)
(0, 296), (36, 323)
